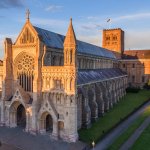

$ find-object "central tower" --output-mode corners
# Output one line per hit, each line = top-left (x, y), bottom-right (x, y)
(102, 28), (124, 57)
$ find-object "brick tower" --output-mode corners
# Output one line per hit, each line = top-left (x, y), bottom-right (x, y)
(102, 28), (124, 57)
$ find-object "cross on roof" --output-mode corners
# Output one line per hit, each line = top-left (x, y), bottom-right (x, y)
(26, 9), (30, 21)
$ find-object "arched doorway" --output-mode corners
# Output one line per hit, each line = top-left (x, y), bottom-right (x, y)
(45, 114), (53, 132)
(40, 112), (53, 134)
(17, 104), (26, 128)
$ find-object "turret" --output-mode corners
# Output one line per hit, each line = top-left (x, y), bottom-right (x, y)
(64, 18), (77, 66)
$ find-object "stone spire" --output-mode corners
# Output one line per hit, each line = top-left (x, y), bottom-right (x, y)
(64, 18), (77, 47)
(64, 18), (77, 66)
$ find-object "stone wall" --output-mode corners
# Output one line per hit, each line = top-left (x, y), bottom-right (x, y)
(77, 76), (128, 129)
(119, 59), (150, 88)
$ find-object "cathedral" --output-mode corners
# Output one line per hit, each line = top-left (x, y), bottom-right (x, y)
(0, 10), (148, 143)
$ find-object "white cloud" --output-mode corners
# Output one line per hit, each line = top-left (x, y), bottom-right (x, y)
(45, 5), (63, 12)
(83, 12), (150, 27)
(0, 38), (4, 59)
(0, 0), (24, 8)
(31, 17), (68, 35)
(125, 30), (150, 50)
(0, 34), (17, 59)
(32, 18), (66, 27)
(114, 12), (150, 22)
(78, 34), (101, 46)
(87, 16), (99, 20)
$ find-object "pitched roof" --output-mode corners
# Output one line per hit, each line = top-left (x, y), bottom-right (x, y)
(123, 50), (150, 59)
(33, 26), (116, 59)
(77, 68), (126, 85)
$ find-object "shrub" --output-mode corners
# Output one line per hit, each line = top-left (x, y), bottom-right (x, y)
(143, 83), (150, 89)
(126, 87), (140, 93)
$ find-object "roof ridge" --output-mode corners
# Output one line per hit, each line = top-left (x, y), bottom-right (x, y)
(33, 26), (65, 37)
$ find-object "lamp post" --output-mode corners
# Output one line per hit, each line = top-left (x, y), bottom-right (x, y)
(92, 141), (95, 150)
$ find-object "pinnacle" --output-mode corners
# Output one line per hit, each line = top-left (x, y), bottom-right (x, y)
(64, 18), (77, 46)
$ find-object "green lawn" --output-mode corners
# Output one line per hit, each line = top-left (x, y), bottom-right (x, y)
(107, 106), (150, 150)
(131, 116), (150, 150)
(78, 89), (150, 145)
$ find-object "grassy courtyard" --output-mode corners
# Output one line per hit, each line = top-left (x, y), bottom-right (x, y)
(78, 89), (150, 144)
(107, 106), (150, 150)
(130, 116), (150, 150)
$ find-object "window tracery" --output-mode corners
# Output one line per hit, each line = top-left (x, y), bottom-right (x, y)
(15, 53), (34, 92)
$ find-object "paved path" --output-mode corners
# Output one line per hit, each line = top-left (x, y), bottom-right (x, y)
(0, 127), (86, 150)
(94, 101), (150, 150)
(119, 116), (150, 150)
(0, 143), (21, 150)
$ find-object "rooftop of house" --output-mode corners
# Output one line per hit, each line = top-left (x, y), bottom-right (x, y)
(123, 50), (150, 59)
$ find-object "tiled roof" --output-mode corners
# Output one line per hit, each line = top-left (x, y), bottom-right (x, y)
(123, 50), (150, 59)
(34, 26), (116, 59)
(77, 68), (126, 85)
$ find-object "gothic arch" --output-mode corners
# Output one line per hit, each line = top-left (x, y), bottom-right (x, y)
(9, 100), (26, 128)
(14, 52), (35, 92)
(40, 111), (53, 133)
(38, 93), (58, 135)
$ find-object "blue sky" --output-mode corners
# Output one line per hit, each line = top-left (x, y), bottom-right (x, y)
(0, 0), (150, 58)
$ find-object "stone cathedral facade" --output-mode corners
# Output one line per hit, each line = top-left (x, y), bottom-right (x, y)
(0, 12), (128, 142)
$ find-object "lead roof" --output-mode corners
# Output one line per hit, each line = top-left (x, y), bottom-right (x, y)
(34, 26), (116, 59)
(77, 68), (126, 85)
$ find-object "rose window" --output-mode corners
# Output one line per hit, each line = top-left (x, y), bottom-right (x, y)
(15, 54), (34, 92)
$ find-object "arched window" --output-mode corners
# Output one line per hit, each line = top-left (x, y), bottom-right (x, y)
(70, 50), (72, 64)
(106, 36), (110, 41)
(52, 56), (56, 66)
(15, 53), (34, 92)
(113, 36), (117, 41)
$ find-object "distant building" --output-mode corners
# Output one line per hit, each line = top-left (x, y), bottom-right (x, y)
(120, 50), (150, 88)
(102, 28), (150, 88)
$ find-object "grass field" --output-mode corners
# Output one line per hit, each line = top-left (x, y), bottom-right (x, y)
(107, 106), (150, 150)
(130, 114), (150, 150)
(78, 89), (150, 144)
